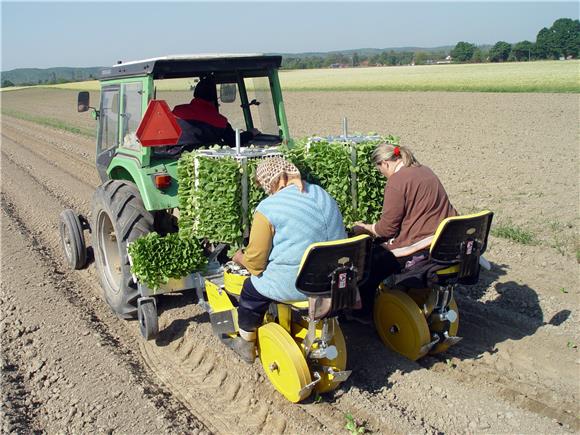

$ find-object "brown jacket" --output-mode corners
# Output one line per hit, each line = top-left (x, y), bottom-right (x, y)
(373, 165), (457, 251)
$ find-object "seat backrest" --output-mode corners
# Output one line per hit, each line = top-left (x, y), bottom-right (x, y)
(430, 210), (493, 265)
(295, 235), (371, 297)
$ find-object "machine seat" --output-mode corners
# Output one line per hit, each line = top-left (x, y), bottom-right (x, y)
(388, 211), (493, 289)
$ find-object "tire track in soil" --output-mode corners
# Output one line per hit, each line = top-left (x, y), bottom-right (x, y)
(0, 356), (40, 433)
(0, 135), (396, 433)
(0, 194), (208, 434)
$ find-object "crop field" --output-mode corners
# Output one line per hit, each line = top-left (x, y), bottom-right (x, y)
(1, 86), (579, 433)
(7, 60), (578, 93)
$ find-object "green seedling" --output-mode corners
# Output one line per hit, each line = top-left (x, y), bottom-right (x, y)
(560, 287), (568, 294)
(344, 413), (366, 434)
(567, 341), (577, 349)
(491, 223), (535, 245)
(128, 231), (207, 290)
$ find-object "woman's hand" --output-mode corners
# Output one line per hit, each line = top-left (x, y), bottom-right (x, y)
(352, 222), (375, 236)
(232, 249), (245, 266)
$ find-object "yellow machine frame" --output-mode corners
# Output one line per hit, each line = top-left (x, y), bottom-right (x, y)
(374, 211), (493, 361)
(203, 235), (370, 402)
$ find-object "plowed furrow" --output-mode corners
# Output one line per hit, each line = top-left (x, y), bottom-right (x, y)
(1, 115), (95, 162)
(0, 192), (208, 433)
(2, 135), (98, 194)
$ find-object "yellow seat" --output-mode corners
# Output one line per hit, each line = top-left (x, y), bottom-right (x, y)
(429, 210), (493, 283)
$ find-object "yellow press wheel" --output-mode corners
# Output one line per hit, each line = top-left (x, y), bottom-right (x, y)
(429, 297), (459, 355)
(373, 290), (431, 361)
(292, 318), (348, 394)
(258, 323), (312, 403)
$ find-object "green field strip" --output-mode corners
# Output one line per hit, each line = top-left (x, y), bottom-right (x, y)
(0, 109), (95, 138)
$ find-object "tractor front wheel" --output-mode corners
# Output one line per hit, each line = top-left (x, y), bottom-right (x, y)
(91, 180), (154, 319)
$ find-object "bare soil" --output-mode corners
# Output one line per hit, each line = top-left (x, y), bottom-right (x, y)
(1, 90), (578, 434)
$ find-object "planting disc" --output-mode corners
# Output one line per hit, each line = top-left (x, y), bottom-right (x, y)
(373, 290), (431, 361)
(429, 297), (460, 355)
(258, 323), (312, 403)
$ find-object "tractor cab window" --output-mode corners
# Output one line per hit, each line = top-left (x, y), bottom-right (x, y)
(218, 83), (245, 132)
(121, 82), (143, 151)
(243, 76), (279, 137)
(98, 86), (120, 155)
(153, 74), (281, 149)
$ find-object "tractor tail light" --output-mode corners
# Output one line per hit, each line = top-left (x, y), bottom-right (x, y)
(154, 174), (172, 189)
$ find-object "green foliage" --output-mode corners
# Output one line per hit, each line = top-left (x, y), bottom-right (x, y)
(128, 232), (207, 290)
(344, 413), (366, 434)
(283, 136), (398, 227)
(491, 223), (536, 245)
(511, 41), (535, 61)
(178, 152), (243, 245)
(246, 157), (268, 224)
(537, 19), (580, 59)
(451, 41), (477, 62)
(489, 41), (512, 62)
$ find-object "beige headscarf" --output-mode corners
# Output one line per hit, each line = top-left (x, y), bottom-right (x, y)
(255, 156), (303, 195)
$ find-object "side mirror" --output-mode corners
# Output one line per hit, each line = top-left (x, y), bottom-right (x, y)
(77, 91), (90, 112)
(220, 83), (237, 103)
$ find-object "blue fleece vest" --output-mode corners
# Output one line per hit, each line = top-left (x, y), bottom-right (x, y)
(250, 182), (346, 302)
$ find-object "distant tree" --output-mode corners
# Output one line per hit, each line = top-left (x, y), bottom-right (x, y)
(451, 42), (476, 62)
(489, 41), (512, 62)
(414, 51), (430, 65)
(536, 27), (556, 59)
(352, 52), (359, 66)
(511, 41), (535, 61)
(536, 18), (580, 59)
(2, 79), (15, 88)
(471, 48), (483, 63)
(369, 54), (381, 65)
(551, 18), (580, 57)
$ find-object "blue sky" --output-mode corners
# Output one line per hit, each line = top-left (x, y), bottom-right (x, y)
(1, 1), (578, 70)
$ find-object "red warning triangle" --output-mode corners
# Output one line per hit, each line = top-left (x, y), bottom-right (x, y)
(136, 100), (182, 147)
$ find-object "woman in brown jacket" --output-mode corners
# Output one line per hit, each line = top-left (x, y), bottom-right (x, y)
(353, 143), (457, 319)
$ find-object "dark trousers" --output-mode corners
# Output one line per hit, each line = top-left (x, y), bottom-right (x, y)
(357, 245), (401, 315)
(238, 278), (273, 332)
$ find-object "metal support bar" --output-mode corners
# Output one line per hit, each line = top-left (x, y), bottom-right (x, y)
(241, 157), (249, 238)
(350, 142), (358, 216)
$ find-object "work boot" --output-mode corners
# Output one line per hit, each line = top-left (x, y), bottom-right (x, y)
(228, 329), (256, 364)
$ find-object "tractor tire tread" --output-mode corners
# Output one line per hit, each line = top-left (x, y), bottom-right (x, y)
(92, 180), (154, 319)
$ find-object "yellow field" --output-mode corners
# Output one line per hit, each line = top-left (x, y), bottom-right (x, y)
(2, 60), (578, 93)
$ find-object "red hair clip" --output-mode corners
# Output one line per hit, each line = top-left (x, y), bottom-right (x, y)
(393, 146), (401, 157)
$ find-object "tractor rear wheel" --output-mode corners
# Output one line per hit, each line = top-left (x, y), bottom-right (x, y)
(91, 180), (154, 319)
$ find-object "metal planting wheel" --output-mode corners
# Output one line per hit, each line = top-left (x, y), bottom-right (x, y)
(258, 323), (312, 403)
(373, 290), (431, 361)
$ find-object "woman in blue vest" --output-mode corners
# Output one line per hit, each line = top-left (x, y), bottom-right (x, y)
(231, 157), (346, 363)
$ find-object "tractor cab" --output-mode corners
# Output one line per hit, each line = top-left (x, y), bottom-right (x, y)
(78, 54), (290, 211)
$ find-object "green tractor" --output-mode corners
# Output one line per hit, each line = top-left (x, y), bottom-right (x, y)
(60, 54), (291, 322)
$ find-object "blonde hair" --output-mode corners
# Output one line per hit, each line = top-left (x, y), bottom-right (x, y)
(371, 143), (420, 168)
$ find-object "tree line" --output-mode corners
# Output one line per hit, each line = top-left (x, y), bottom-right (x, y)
(282, 17), (579, 69)
(451, 18), (579, 63)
